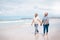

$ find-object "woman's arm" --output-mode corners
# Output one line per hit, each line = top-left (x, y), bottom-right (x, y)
(37, 19), (42, 26)
(31, 19), (34, 25)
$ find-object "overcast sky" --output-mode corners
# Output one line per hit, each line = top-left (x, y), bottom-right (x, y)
(0, 0), (60, 18)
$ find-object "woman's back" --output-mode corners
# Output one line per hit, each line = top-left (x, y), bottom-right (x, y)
(33, 16), (40, 24)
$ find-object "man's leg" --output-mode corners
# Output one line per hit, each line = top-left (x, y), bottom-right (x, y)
(46, 25), (49, 35)
(45, 25), (49, 40)
(43, 25), (46, 35)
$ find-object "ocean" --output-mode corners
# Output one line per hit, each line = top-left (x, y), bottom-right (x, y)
(0, 18), (60, 31)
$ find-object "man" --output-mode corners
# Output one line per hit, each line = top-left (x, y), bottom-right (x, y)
(42, 12), (49, 36)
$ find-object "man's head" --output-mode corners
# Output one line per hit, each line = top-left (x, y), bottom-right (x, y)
(44, 12), (48, 16)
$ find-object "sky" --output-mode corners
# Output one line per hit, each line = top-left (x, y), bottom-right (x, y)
(0, 0), (60, 19)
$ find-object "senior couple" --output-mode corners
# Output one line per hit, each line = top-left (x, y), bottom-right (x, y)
(31, 12), (49, 37)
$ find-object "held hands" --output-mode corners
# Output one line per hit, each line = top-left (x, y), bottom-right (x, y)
(40, 22), (42, 26)
(40, 23), (42, 26)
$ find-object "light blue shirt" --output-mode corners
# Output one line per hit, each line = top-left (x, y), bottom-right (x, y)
(42, 16), (49, 25)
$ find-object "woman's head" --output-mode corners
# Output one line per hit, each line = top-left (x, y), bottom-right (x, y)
(34, 13), (38, 17)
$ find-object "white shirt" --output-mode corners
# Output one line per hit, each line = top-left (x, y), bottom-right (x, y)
(33, 16), (40, 24)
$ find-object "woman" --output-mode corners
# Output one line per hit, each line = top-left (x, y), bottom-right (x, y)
(31, 13), (42, 35)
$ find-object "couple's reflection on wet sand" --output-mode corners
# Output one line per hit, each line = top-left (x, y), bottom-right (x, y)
(34, 33), (39, 40)
(44, 35), (49, 40)
(34, 33), (49, 40)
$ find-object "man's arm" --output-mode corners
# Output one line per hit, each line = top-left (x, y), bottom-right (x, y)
(46, 19), (49, 24)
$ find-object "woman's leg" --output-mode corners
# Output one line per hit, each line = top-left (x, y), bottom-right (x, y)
(34, 24), (39, 34)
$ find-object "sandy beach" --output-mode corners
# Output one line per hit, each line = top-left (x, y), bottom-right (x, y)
(0, 19), (60, 40)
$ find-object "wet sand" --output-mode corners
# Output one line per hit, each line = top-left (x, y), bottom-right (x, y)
(0, 19), (60, 40)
